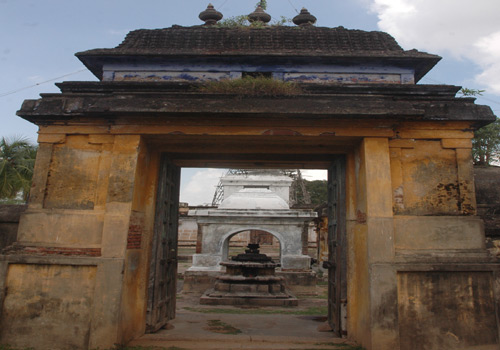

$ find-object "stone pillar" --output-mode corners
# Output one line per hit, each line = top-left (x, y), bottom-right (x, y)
(349, 138), (398, 350)
(366, 138), (399, 350)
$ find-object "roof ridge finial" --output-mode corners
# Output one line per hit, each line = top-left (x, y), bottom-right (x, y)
(199, 3), (223, 25)
(248, 4), (272, 24)
(293, 7), (317, 26)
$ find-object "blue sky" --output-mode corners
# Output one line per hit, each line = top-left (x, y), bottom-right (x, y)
(1, 0), (499, 204)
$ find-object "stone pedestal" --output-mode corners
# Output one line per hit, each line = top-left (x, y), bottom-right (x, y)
(200, 244), (298, 306)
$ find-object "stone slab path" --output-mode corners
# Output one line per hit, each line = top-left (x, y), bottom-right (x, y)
(129, 278), (361, 350)
(129, 310), (354, 349)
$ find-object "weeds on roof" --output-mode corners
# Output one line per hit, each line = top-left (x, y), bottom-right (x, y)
(196, 76), (303, 96)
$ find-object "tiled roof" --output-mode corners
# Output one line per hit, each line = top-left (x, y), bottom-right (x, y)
(78, 25), (432, 58)
(76, 25), (441, 82)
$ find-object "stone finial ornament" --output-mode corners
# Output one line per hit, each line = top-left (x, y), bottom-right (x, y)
(292, 8), (317, 26)
(199, 3), (223, 25)
(248, 5), (272, 24)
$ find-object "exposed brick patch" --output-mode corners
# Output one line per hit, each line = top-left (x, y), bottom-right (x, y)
(11, 246), (101, 257)
(127, 233), (142, 249)
(127, 211), (144, 249)
(356, 210), (367, 224)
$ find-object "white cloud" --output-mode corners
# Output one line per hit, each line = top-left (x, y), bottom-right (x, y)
(107, 29), (129, 36)
(301, 170), (327, 181)
(27, 75), (43, 82)
(180, 168), (226, 206)
(474, 31), (500, 94)
(369, 0), (500, 94)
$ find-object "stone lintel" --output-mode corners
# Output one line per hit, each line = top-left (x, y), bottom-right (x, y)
(17, 83), (496, 128)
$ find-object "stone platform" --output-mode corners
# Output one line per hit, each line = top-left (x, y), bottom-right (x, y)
(200, 273), (298, 306)
(183, 269), (317, 294)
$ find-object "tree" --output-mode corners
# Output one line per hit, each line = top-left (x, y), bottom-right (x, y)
(305, 180), (328, 206)
(292, 179), (328, 207)
(458, 88), (500, 166)
(0, 137), (37, 202)
(472, 118), (500, 165)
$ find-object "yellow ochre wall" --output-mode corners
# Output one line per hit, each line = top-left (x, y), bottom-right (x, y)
(0, 118), (494, 350)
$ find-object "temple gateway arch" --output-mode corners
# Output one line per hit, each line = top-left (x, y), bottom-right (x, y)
(1, 6), (499, 350)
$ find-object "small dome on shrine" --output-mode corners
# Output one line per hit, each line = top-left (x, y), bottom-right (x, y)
(248, 5), (272, 24)
(293, 8), (317, 26)
(199, 3), (223, 25)
(219, 188), (289, 210)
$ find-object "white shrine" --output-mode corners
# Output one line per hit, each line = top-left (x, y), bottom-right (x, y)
(188, 170), (317, 271)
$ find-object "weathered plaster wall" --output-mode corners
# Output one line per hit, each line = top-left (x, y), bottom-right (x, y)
(118, 141), (159, 344)
(389, 128), (476, 217)
(0, 205), (26, 249)
(1, 114), (497, 350)
(17, 135), (114, 249)
(398, 271), (498, 350)
(0, 264), (97, 349)
(347, 138), (398, 350)
(0, 133), (143, 350)
(388, 128), (487, 257)
(384, 124), (499, 350)
(104, 61), (415, 84)
(346, 126), (498, 350)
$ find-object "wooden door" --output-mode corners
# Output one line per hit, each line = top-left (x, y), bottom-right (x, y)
(326, 156), (346, 336)
(146, 154), (180, 332)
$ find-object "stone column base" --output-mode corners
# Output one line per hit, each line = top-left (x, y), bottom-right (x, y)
(188, 253), (222, 271)
(281, 254), (311, 270)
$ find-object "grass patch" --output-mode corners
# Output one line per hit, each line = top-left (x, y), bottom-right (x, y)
(196, 76), (303, 96)
(2, 342), (186, 350)
(204, 319), (242, 335)
(314, 343), (365, 350)
(0, 346), (34, 350)
(184, 305), (327, 316)
(109, 346), (184, 350)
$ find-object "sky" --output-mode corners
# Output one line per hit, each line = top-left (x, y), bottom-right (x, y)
(1, 0), (500, 205)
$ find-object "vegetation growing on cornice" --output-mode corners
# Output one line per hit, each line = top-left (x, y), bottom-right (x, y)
(196, 76), (303, 96)
(215, 15), (291, 28)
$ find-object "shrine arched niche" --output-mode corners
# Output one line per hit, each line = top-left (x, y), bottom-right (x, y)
(221, 227), (283, 264)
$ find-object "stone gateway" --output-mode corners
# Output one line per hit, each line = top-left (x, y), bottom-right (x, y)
(0, 6), (498, 350)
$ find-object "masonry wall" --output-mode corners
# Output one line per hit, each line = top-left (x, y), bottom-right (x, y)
(0, 205), (26, 250)
(342, 121), (500, 350)
(1, 115), (498, 350)
(475, 166), (500, 258)
(378, 123), (499, 349)
(0, 133), (148, 349)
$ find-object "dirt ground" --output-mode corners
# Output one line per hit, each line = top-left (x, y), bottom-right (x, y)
(129, 258), (362, 350)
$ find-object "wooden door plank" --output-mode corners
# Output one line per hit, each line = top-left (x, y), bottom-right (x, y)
(146, 154), (180, 332)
